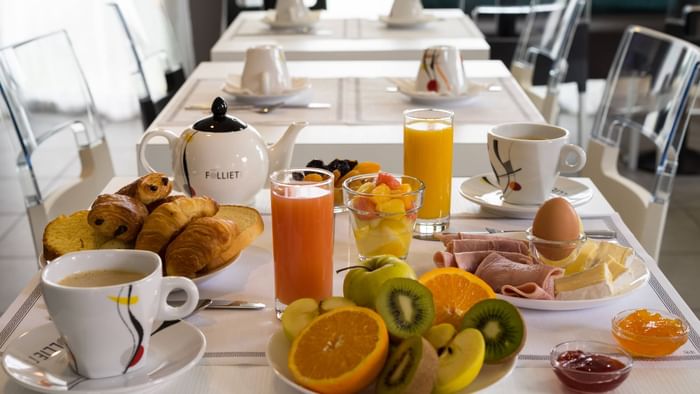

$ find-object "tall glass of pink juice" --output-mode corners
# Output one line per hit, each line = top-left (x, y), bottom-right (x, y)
(270, 168), (334, 317)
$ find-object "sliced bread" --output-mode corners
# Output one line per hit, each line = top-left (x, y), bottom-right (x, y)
(214, 205), (264, 249)
(42, 210), (112, 261)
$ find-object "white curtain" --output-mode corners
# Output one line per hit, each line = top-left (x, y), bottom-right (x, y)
(0, 0), (196, 121)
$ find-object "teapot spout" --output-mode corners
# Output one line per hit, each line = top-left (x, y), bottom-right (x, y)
(268, 121), (308, 175)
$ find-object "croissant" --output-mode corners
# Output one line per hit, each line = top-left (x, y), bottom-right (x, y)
(87, 194), (148, 241)
(146, 195), (184, 213)
(165, 217), (241, 277)
(135, 196), (219, 254)
(117, 173), (173, 205)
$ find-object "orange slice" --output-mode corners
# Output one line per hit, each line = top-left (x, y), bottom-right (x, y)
(419, 267), (496, 328)
(288, 306), (389, 393)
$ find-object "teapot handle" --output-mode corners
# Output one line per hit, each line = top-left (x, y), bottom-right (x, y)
(139, 129), (180, 176)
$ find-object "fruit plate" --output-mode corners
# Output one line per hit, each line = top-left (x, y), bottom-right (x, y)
(497, 253), (650, 311)
(266, 330), (516, 393)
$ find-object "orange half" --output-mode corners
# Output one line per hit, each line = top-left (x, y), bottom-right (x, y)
(288, 306), (389, 394)
(419, 267), (496, 328)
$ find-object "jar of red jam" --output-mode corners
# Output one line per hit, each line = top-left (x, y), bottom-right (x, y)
(550, 340), (633, 392)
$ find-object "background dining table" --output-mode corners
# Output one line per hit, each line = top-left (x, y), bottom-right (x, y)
(139, 59), (544, 176)
(210, 9), (490, 61)
(2, 177), (700, 393)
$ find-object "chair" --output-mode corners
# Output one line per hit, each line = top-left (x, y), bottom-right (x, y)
(107, 0), (187, 130)
(0, 30), (115, 257)
(581, 26), (700, 261)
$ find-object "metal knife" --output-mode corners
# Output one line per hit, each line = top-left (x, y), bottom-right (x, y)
(169, 299), (266, 310)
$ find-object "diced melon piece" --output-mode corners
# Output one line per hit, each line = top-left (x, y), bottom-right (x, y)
(370, 184), (392, 204)
(356, 182), (375, 194)
(376, 198), (406, 215)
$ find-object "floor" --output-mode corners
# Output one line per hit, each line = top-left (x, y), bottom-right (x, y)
(0, 115), (699, 317)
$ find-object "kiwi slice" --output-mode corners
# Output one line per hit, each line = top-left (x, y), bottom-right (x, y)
(375, 278), (435, 339)
(377, 336), (438, 394)
(460, 298), (526, 364)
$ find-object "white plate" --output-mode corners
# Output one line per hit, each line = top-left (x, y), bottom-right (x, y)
(266, 330), (516, 393)
(40, 253), (239, 285)
(2, 321), (205, 394)
(459, 173), (593, 218)
(391, 77), (486, 105)
(379, 14), (438, 28)
(497, 254), (650, 311)
(222, 77), (311, 106)
(262, 11), (321, 29)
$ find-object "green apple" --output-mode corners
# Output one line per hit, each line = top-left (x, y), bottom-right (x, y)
(424, 323), (457, 351)
(341, 255), (416, 308)
(434, 328), (485, 394)
(281, 298), (319, 341)
(319, 296), (356, 314)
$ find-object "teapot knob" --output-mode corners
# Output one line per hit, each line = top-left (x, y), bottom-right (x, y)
(211, 97), (228, 119)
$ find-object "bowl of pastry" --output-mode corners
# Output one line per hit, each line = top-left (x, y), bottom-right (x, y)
(42, 173), (263, 280)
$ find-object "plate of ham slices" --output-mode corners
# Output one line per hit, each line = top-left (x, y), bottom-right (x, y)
(433, 232), (650, 311)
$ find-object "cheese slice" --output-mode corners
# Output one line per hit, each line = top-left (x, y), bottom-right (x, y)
(586, 242), (633, 270)
(555, 263), (614, 300)
(564, 240), (599, 275)
(603, 255), (628, 281)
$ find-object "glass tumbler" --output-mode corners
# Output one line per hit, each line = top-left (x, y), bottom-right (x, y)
(270, 168), (334, 318)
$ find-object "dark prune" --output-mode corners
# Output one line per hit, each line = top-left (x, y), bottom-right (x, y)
(306, 159), (326, 169)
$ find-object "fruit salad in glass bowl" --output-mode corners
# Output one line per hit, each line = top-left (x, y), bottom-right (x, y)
(343, 172), (424, 260)
(305, 159), (381, 212)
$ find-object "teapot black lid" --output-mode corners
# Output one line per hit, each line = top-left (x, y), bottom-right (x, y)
(192, 97), (247, 132)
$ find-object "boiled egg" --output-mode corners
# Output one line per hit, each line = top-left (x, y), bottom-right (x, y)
(531, 197), (582, 260)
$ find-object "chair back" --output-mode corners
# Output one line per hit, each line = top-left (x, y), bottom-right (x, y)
(510, 0), (585, 122)
(107, 0), (186, 129)
(581, 25), (700, 260)
(0, 30), (114, 256)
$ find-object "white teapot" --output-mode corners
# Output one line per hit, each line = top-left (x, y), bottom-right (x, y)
(139, 97), (307, 204)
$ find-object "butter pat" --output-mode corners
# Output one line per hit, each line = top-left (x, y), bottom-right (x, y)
(588, 242), (633, 270)
(564, 240), (599, 275)
(555, 263), (614, 300)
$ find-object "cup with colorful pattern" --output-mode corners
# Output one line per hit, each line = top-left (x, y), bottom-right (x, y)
(40, 250), (199, 379)
(415, 46), (468, 95)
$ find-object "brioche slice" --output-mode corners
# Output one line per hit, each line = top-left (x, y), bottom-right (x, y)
(214, 205), (264, 249)
(165, 217), (241, 278)
(135, 196), (219, 254)
(43, 211), (112, 260)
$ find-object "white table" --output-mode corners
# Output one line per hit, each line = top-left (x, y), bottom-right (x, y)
(141, 60), (544, 176)
(211, 9), (490, 61)
(2, 177), (700, 393)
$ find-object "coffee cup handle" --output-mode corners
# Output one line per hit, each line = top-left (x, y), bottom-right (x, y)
(558, 144), (587, 173)
(157, 277), (199, 321)
(138, 128), (180, 174)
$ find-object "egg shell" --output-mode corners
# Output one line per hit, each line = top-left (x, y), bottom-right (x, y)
(532, 197), (581, 260)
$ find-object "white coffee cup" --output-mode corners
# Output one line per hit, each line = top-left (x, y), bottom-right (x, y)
(241, 45), (291, 95)
(40, 250), (199, 379)
(389, 0), (424, 20)
(487, 123), (587, 205)
(275, 0), (310, 23)
(415, 46), (468, 96)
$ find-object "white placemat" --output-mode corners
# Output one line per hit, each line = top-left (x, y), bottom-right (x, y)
(161, 78), (346, 126)
(2, 214), (700, 368)
(357, 16), (480, 39)
(231, 16), (348, 38)
(353, 77), (544, 124)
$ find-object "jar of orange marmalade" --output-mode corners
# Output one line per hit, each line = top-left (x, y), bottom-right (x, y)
(612, 309), (688, 357)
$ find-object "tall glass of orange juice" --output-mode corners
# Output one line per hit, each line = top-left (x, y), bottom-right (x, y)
(403, 108), (454, 235)
(270, 168), (334, 317)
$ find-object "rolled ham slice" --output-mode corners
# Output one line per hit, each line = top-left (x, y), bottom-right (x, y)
(447, 238), (529, 254)
(433, 250), (534, 273)
(474, 252), (563, 300)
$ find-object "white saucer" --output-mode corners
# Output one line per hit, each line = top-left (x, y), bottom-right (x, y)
(222, 76), (311, 105)
(459, 173), (593, 218)
(391, 77), (485, 105)
(262, 11), (321, 30)
(379, 14), (438, 28)
(2, 322), (205, 393)
(266, 330), (516, 393)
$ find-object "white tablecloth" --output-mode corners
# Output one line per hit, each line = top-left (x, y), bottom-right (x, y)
(2, 177), (700, 392)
